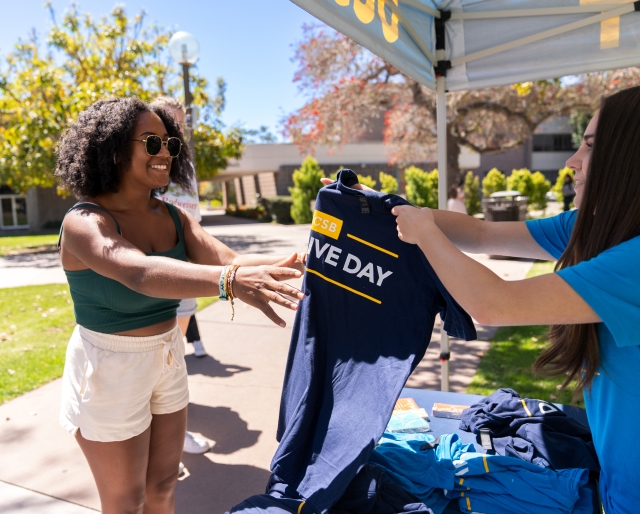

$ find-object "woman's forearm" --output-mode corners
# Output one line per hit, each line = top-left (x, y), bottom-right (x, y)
(415, 222), (511, 324)
(432, 210), (554, 260)
(129, 257), (221, 299)
(415, 222), (599, 326)
(432, 210), (483, 252)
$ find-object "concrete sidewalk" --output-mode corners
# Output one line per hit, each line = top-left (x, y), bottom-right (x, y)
(0, 481), (96, 513)
(0, 218), (535, 513)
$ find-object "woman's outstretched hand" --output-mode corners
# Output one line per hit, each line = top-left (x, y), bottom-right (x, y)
(232, 266), (305, 327)
(391, 205), (435, 245)
(320, 177), (376, 192)
(274, 252), (306, 273)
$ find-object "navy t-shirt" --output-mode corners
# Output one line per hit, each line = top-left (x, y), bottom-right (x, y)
(527, 211), (640, 514)
(270, 170), (476, 513)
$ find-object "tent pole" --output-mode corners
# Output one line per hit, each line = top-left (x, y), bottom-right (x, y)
(436, 74), (450, 393)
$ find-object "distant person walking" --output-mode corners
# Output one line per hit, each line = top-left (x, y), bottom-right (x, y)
(150, 96), (209, 456)
(447, 185), (467, 214)
(561, 174), (576, 211)
(55, 97), (305, 514)
(151, 97), (207, 359)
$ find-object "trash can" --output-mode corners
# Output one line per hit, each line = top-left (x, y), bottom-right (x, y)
(482, 191), (528, 222)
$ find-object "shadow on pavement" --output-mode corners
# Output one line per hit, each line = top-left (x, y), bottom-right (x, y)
(0, 252), (60, 268)
(185, 354), (251, 378)
(187, 404), (261, 455)
(177, 402), (270, 513)
(200, 213), (264, 227)
(176, 457), (271, 514)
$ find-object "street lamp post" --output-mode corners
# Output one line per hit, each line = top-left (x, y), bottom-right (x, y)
(168, 31), (200, 160)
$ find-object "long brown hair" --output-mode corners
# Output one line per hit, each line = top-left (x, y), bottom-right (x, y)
(533, 86), (640, 394)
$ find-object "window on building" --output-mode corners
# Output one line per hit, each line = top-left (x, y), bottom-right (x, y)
(1, 195), (29, 229)
(532, 134), (574, 152)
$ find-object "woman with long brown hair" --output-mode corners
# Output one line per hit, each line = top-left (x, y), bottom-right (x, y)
(386, 86), (639, 513)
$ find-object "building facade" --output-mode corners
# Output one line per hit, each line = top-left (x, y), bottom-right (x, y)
(474, 116), (573, 183)
(216, 141), (480, 207)
(0, 185), (76, 234)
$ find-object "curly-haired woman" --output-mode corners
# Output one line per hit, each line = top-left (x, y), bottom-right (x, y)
(55, 97), (305, 514)
(390, 87), (640, 513)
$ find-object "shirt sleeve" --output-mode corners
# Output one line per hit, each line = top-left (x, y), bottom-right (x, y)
(557, 236), (640, 348)
(526, 210), (577, 259)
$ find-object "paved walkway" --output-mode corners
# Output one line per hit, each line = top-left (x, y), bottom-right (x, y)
(0, 481), (96, 513)
(0, 214), (535, 513)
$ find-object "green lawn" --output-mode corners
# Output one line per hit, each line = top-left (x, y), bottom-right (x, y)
(466, 260), (583, 406)
(0, 284), (217, 405)
(196, 296), (217, 311)
(0, 284), (76, 404)
(0, 233), (59, 256)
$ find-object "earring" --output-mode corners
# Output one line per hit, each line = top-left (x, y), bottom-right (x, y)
(113, 154), (117, 165)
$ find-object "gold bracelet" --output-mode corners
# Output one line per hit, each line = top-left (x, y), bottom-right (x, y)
(227, 265), (240, 321)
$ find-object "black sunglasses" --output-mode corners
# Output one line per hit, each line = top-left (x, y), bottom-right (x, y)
(131, 135), (182, 157)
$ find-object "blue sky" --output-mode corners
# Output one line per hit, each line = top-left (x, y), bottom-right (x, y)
(0, 1), (323, 139)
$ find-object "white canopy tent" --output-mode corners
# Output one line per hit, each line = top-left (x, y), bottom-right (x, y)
(289, 0), (640, 390)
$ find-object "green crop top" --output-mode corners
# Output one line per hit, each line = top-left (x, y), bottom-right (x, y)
(59, 201), (188, 333)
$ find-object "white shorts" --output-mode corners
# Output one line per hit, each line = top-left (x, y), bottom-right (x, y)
(176, 298), (197, 318)
(60, 324), (189, 442)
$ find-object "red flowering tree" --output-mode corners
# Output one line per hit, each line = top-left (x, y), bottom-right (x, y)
(284, 25), (638, 186)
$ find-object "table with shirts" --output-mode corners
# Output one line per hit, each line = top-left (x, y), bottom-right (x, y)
(400, 388), (600, 514)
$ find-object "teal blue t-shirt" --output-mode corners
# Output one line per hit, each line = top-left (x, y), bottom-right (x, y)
(527, 211), (640, 514)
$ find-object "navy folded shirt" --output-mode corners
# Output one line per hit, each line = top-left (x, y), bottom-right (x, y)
(267, 170), (476, 513)
(459, 388), (599, 471)
(226, 466), (432, 514)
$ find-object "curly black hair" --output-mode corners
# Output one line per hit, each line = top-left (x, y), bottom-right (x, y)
(55, 97), (193, 198)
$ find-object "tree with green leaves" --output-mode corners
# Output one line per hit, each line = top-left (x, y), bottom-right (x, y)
(289, 156), (325, 224)
(357, 174), (377, 189)
(505, 168), (551, 209)
(463, 171), (482, 215)
(506, 168), (535, 198)
(570, 110), (592, 150)
(530, 171), (551, 210)
(405, 166), (438, 208)
(482, 168), (507, 197)
(0, 4), (242, 192)
(379, 171), (398, 195)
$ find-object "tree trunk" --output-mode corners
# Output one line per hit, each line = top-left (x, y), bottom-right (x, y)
(446, 127), (462, 188)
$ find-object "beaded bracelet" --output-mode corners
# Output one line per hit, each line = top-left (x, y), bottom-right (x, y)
(226, 265), (240, 320)
(219, 265), (231, 301)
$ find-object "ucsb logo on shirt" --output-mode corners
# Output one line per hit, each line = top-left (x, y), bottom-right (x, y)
(312, 210), (343, 240)
(334, 0), (399, 43)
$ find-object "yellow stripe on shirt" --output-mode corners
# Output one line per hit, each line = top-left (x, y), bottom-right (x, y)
(483, 454), (490, 473)
(306, 268), (382, 304)
(521, 399), (533, 417)
(347, 233), (399, 258)
(297, 501), (306, 514)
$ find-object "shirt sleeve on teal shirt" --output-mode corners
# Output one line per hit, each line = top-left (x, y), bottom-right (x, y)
(525, 210), (577, 259)
(557, 236), (640, 348)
